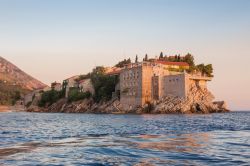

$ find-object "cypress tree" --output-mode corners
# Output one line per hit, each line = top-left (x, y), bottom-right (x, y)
(159, 52), (164, 59)
(144, 54), (148, 61)
(135, 55), (138, 63)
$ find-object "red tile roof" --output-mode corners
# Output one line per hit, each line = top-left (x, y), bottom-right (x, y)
(107, 70), (121, 75)
(155, 61), (190, 67)
(106, 69), (121, 75)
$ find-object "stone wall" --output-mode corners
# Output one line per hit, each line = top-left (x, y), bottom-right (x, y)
(79, 79), (95, 95)
(119, 62), (211, 110)
(141, 65), (154, 106)
(163, 74), (187, 98)
(120, 65), (143, 110)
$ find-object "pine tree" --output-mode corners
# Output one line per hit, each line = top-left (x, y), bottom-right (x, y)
(177, 55), (181, 62)
(144, 54), (148, 61)
(175, 55), (178, 61)
(135, 55), (138, 63)
(128, 58), (131, 63)
(159, 52), (164, 59)
(184, 53), (195, 66)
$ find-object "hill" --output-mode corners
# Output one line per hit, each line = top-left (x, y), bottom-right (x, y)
(0, 56), (47, 105)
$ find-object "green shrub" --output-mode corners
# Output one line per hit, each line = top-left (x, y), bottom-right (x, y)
(196, 63), (213, 77)
(38, 89), (64, 107)
(90, 67), (119, 102)
(115, 58), (131, 68)
(68, 88), (91, 102)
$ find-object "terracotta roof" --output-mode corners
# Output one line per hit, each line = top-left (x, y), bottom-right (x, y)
(51, 82), (61, 86)
(155, 61), (190, 67)
(106, 69), (121, 75)
(64, 75), (80, 81)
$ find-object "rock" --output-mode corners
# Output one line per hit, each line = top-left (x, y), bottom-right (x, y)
(26, 105), (46, 112)
(26, 84), (230, 114)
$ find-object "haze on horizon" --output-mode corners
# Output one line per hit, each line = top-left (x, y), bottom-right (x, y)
(0, 0), (249, 110)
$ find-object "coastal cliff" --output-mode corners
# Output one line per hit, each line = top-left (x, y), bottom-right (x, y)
(25, 54), (230, 114)
(26, 85), (229, 114)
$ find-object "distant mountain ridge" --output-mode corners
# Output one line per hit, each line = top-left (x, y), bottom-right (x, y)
(0, 56), (47, 90)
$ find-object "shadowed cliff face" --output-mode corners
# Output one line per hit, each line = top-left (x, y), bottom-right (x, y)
(0, 56), (46, 90)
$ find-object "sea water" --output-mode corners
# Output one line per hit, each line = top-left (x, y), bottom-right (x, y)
(0, 112), (249, 166)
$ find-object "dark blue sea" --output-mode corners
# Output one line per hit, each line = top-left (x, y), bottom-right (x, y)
(0, 112), (249, 166)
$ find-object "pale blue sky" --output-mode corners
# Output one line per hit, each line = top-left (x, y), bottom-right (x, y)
(0, 0), (250, 110)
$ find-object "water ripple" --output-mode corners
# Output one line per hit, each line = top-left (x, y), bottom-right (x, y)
(0, 112), (249, 165)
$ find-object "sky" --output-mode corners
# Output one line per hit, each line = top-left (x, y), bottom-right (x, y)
(0, 0), (249, 110)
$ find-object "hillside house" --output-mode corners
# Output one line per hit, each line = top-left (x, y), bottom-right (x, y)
(51, 82), (62, 91)
(78, 78), (95, 95)
(63, 75), (80, 98)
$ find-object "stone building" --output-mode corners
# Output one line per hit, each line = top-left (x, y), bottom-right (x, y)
(119, 61), (211, 109)
(119, 62), (169, 110)
(78, 78), (95, 95)
(162, 73), (211, 99)
(51, 82), (62, 91)
(24, 89), (43, 106)
(63, 75), (80, 98)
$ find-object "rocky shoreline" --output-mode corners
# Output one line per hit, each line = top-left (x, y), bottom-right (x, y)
(26, 85), (229, 114)
(0, 105), (25, 112)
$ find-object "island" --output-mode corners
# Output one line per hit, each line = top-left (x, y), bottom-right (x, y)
(24, 53), (229, 114)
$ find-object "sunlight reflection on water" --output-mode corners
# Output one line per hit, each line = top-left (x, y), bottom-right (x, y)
(0, 112), (249, 165)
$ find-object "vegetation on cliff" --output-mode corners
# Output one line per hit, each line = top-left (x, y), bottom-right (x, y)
(141, 52), (214, 77)
(37, 66), (119, 106)
(0, 81), (28, 105)
(115, 58), (131, 68)
(38, 89), (64, 107)
(91, 66), (119, 102)
(68, 88), (91, 102)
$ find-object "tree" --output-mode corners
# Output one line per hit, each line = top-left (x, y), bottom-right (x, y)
(196, 63), (213, 77)
(144, 54), (148, 61)
(68, 88), (91, 102)
(38, 89), (64, 107)
(175, 55), (178, 61)
(204, 64), (213, 77)
(196, 63), (205, 74)
(128, 58), (131, 64)
(135, 55), (138, 63)
(159, 52), (164, 59)
(93, 66), (106, 74)
(177, 55), (181, 62)
(91, 66), (119, 102)
(115, 58), (131, 68)
(184, 53), (195, 66)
